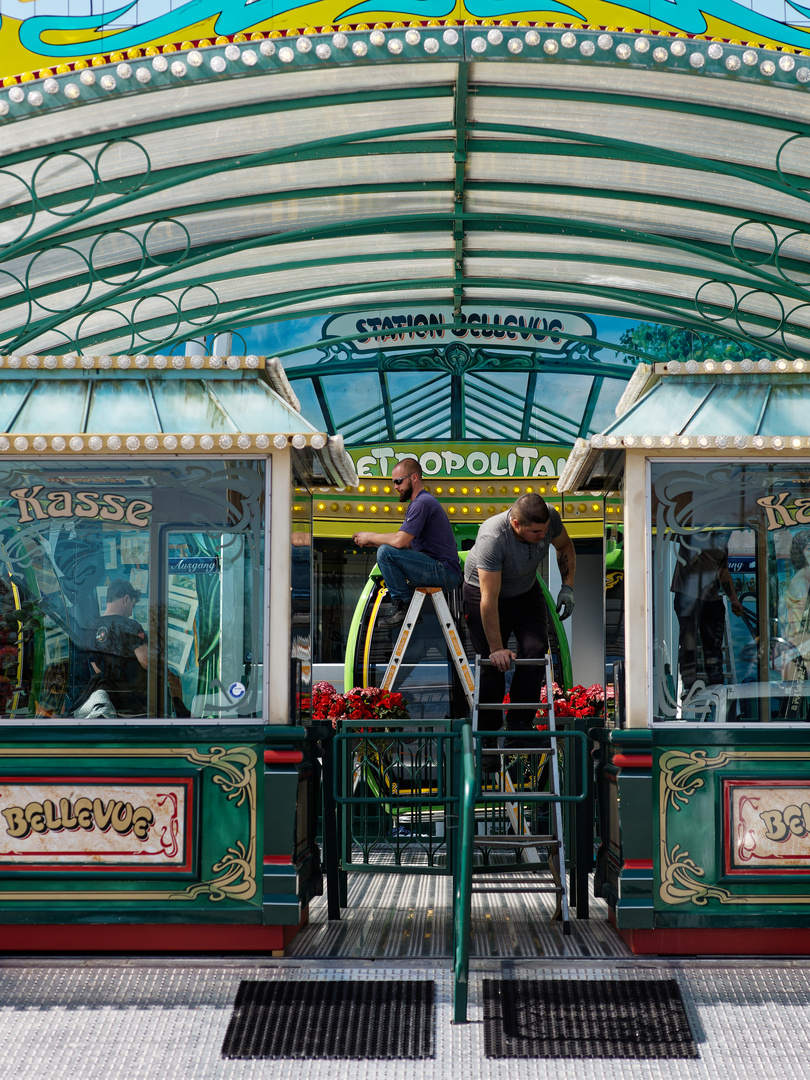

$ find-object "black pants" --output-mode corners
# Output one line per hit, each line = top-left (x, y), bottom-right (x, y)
(463, 580), (548, 733)
(673, 591), (725, 691)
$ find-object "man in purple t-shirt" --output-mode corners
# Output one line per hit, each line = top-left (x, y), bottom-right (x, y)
(353, 457), (462, 629)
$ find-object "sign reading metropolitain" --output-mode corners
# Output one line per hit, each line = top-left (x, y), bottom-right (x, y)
(3, 0), (810, 80)
(351, 442), (568, 478)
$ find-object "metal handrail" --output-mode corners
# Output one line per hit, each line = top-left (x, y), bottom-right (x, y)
(453, 721), (475, 1025)
(452, 725), (591, 1023)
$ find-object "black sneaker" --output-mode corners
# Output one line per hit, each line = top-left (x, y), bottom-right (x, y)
(379, 599), (410, 630)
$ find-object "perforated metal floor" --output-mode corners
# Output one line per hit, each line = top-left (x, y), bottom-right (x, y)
(3, 959), (810, 1079)
(289, 866), (630, 959)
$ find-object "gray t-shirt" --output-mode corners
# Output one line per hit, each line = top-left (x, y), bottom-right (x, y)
(464, 507), (563, 598)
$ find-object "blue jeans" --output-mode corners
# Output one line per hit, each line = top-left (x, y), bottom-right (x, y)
(376, 545), (461, 603)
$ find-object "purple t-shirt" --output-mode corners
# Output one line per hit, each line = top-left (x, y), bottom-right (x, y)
(401, 491), (461, 578)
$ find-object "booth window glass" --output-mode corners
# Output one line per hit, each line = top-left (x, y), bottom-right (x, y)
(291, 469), (312, 721)
(0, 460), (265, 721)
(651, 460), (810, 723)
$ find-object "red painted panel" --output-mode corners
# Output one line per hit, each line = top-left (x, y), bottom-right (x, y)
(616, 924), (810, 957)
(612, 754), (653, 769)
(0, 915), (308, 954)
(264, 751), (303, 765)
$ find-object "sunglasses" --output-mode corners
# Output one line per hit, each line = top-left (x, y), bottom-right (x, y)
(392, 474), (414, 486)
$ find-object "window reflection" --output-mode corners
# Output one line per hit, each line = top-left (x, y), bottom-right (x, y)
(0, 460), (264, 721)
(291, 469), (312, 722)
(651, 461), (810, 723)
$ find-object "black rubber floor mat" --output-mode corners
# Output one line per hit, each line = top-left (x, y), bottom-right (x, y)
(483, 978), (698, 1059)
(222, 979), (434, 1059)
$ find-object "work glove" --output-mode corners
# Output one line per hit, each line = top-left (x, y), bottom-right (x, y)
(556, 584), (575, 621)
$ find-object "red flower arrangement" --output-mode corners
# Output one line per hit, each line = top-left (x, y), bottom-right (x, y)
(539, 681), (612, 719)
(312, 681), (410, 726)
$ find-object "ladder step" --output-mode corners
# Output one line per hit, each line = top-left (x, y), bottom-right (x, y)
(473, 838), (559, 848)
(471, 885), (563, 894)
(476, 702), (551, 710)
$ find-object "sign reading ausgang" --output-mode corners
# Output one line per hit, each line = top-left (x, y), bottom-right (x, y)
(323, 308), (595, 353)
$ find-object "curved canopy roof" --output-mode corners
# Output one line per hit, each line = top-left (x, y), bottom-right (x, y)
(2, 26), (810, 423)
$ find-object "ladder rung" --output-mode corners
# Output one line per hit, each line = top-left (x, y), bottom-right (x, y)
(478, 658), (551, 666)
(475, 702), (551, 710)
(474, 837), (559, 848)
(479, 747), (556, 754)
(472, 885), (563, 894)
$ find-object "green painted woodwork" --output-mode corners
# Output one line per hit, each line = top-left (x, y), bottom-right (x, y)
(653, 728), (810, 927)
(0, 725), (321, 926)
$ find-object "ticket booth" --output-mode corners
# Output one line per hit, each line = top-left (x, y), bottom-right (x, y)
(0, 353), (356, 952)
(562, 358), (810, 955)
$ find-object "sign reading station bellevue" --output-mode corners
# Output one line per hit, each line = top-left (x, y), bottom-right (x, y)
(324, 308), (594, 353)
(0, 779), (192, 871)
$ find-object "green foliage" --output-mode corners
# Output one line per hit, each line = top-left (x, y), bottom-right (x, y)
(617, 322), (779, 365)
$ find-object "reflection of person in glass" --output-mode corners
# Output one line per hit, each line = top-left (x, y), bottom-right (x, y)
(671, 531), (742, 697)
(76, 579), (148, 718)
(782, 529), (810, 683)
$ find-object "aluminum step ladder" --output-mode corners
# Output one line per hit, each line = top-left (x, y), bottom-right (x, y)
(381, 587), (476, 708)
(470, 654), (570, 932)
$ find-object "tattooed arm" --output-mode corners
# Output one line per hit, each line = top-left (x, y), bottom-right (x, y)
(551, 527), (576, 588)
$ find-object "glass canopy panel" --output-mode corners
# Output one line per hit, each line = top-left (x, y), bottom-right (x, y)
(526, 373), (594, 443)
(209, 379), (316, 433)
(12, 381), (87, 433)
(0, 459), (265, 722)
(464, 372), (527, 441)
(759, 380), (810, 434)
(650, 459), (810, 724)
(150, 380), (236, 433)
(681, 381), (774, 436)
(293, 379), (328, 432)
(0, 382), (36, 432)
(608, 380), (712, 437)
(584, 378), (628, 436)
(388, 374), (452, 441)
(86, 381), (158, 434)
(318, 372), (386, 443)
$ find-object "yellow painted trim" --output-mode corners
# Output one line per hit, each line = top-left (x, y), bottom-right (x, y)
(363, 586), (388, 688)
(560, 521), (606, 539)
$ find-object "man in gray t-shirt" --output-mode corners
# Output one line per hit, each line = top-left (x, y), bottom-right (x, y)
(463, 493), (576, 757)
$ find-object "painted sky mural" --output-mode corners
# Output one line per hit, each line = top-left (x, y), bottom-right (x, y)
(2, 0), (810, 79)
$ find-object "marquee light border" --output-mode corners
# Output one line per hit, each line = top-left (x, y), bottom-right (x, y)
(2, 26), (810, 120)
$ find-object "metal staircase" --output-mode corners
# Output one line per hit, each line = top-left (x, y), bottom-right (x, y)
(470, 655), (570, 932)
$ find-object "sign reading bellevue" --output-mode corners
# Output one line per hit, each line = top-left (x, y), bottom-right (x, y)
(0, 779), (192, 870)
(727, 781), (810, 873)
